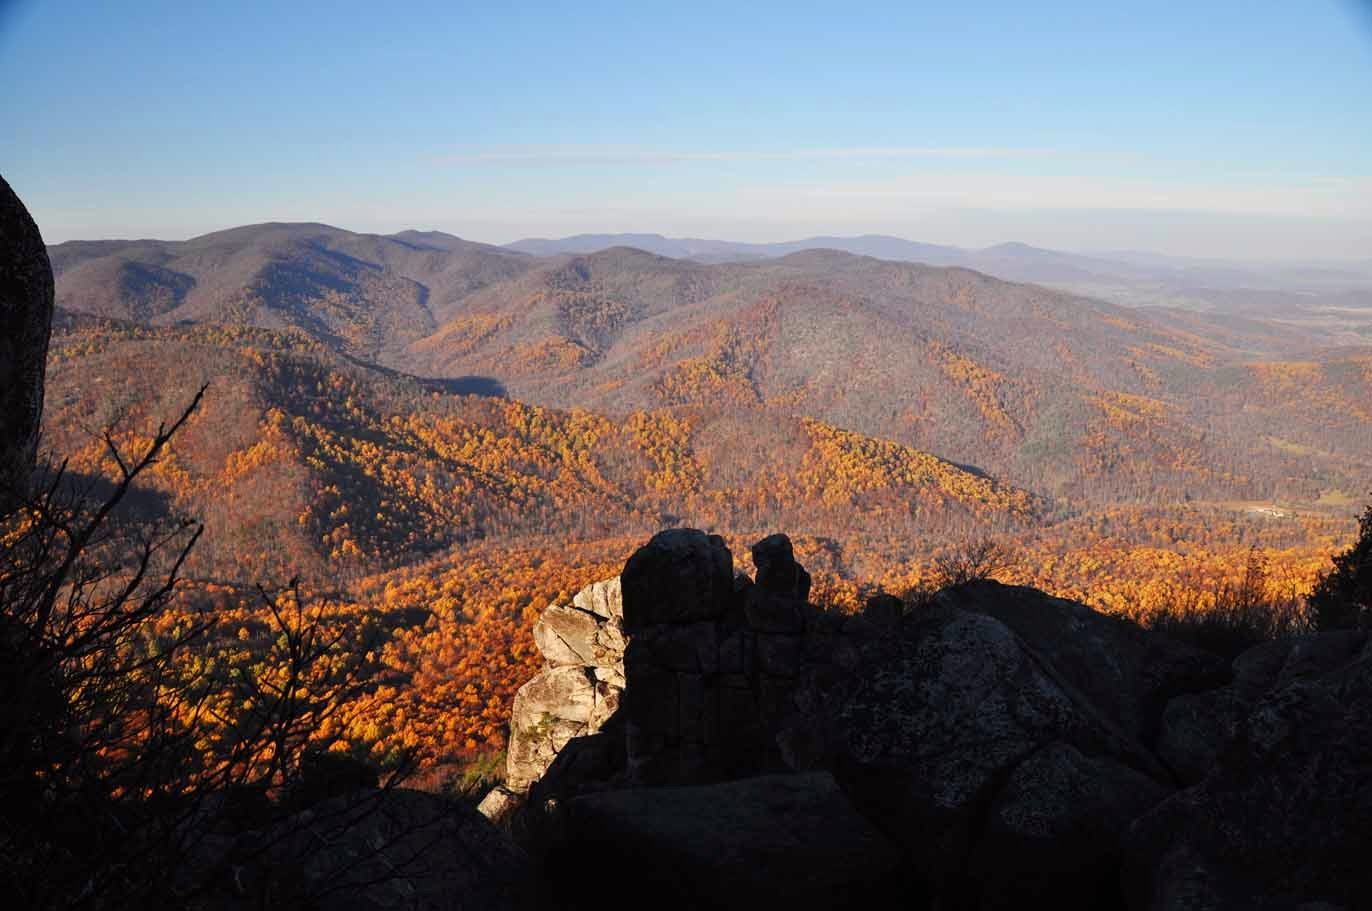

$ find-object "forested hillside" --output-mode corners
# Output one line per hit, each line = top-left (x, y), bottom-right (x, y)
(51, 227), (1372, 508)
(38, 298), (1363, 779)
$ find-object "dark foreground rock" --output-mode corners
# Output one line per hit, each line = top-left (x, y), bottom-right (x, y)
(0, 174), (54, 501)
(199, 789), (531, 911)
(943, 581), (1229, 748)
(490, 531), (1370, 909)
(540, 772), (911, 910)
(1156, 631), (1368, 785)
(828, 598), (1174, 905)
(1124, 636), (1372, 911)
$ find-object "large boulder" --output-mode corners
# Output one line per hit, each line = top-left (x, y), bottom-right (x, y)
(0, 175), (54, 503)
(939, 581), (1229, 747)
(621, 528), (733, 630)
(1156, 631), (1368, 785)
(829, 602), (1171, 904)
(971, 742), (1170, 909)
(545, 772), (911, 910)
(1125, 638), (1372, 909)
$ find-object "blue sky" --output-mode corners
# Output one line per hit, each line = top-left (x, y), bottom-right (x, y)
(2, 0), (1370, 258)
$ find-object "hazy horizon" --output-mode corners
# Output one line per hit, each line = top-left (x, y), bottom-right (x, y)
(32, 218), (1372, 269)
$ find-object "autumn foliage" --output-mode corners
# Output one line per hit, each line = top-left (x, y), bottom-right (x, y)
(31, 318), (1370, 788)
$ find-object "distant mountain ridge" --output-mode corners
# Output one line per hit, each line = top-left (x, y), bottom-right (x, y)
(505, 232), (1127, 274)
(504, 232), (1372, 314)
(48, 222), (533, 361)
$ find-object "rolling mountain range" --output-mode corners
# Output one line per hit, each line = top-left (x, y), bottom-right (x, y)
(36, 219), (1369, 793)
(46, 223), (1372, 512)
(506, 232), (1372, 319)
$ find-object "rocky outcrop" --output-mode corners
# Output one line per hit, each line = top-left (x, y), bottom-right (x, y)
(826, 598), (1174, 904)
(489, 529), (869, 804)
(486, 576), (626, 814)
(0, 175), (54, 503)
(494, 529), (1367, 908)
(1127, 633), (1372, 910)
(1156, 631), (1367, 784)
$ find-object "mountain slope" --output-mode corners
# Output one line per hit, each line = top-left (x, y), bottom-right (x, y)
(406, 247), (1364, 502)
(49, 223), (533, 362)
(42, 318), (1039, 581)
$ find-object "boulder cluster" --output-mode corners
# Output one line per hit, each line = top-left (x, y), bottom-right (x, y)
(489, 528), (1372, 911)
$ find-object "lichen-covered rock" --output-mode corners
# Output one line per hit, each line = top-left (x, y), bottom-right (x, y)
(830, 603), (1168, 899)
(1156, 631), (1368, 784)
(1125, 641), (1372, 910)
(972, 743), (1170, 908)
(937, 581), (1229, 748)
(621, 528), (732, 630)
(1155, 687), (1248, 785)
(0, 175), (54, 503)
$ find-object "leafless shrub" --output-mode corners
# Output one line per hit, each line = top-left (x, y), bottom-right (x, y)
(0, 386), (420, 910)
(931, 537), (1019, 588)
(1144, 547), (1311, 658)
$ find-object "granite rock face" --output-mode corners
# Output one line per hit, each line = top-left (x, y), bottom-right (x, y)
(499, 577), (627, 800)
(0, 175), (54, 503)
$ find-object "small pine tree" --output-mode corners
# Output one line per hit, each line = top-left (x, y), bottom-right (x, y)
(1309, 501), (1372, 631)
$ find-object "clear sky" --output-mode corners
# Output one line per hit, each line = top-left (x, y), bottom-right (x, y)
(2, 0), (1370, 259)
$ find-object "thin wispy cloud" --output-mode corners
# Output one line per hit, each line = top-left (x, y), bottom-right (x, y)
(430, 145), (1057, 165)
(743, 173), (1372, 218)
